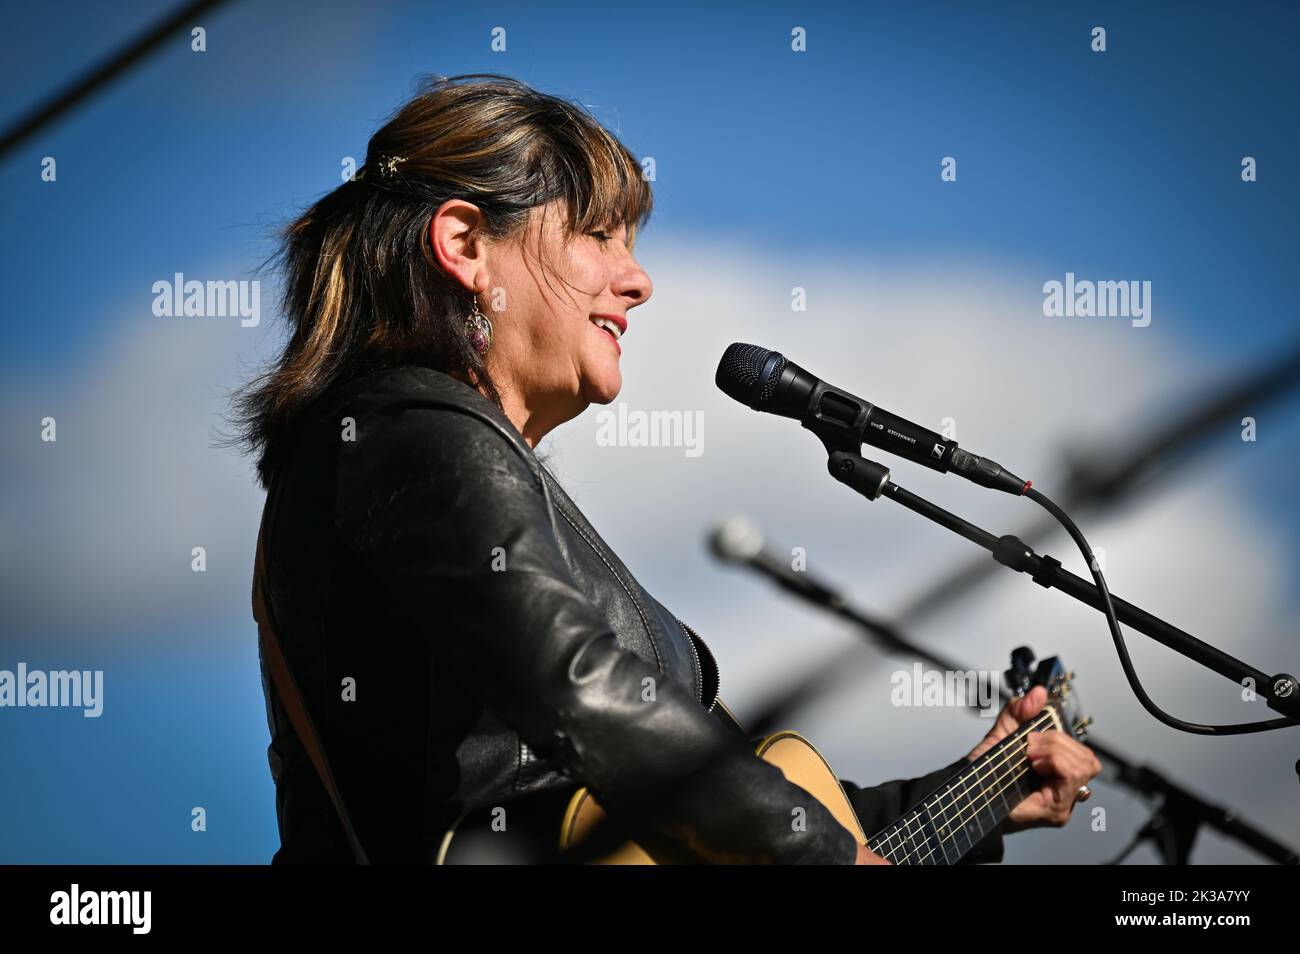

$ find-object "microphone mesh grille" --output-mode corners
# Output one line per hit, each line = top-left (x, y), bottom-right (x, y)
(758, 354), (784, 404)
(717, 343), (785, 407)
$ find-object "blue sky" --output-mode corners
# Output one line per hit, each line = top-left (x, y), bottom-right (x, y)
(4, 1), (1298, 365)
(2, 0), (1297, 863)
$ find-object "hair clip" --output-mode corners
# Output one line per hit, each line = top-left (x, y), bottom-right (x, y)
(377, 154), (407, 177)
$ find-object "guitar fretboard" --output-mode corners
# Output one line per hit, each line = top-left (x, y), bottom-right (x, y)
(867, 708), (1058, 865)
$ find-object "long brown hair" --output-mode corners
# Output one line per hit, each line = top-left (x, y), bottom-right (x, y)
(231, 73), (653, 487)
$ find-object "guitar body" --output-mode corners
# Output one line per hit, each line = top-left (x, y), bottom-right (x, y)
(555, 731), (867, 864)
(438, 652), (1085, 865)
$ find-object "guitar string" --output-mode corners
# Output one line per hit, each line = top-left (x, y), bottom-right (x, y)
(877, 715), (1051, 864)
(873, 711), (1055, 864)
(899, 762), (1036, 864)
(876, 731), (1042, 865)
(876, 714), (1051, 864)
(926, 712), (1055, 838)
(877, 752), (1032, 864)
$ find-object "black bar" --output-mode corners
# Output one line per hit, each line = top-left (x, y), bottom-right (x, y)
(0, 0), (234, 159)
(877, 478), (1298, 720)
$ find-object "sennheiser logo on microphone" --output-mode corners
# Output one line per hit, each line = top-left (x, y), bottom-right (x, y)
(1042, 272), (1151, 327)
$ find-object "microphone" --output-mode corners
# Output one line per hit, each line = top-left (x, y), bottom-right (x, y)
(708, 516), (842, 607)
(716, 342), (1030, 495)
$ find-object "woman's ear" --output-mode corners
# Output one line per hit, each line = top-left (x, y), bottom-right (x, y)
(429, 199), (489, 293)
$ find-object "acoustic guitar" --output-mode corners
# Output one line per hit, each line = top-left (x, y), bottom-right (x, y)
(438, 651), (1090, 865)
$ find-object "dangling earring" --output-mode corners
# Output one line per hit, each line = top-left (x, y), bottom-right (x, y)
(465, 295), (493, 356)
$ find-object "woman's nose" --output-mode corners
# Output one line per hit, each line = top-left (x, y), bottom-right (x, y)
(612, 253), (653, 307)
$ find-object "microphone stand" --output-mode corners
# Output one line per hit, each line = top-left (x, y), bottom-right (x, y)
(1097, 762), (1295, 865)
(751, 340), (1300, 731)
(827, 450), (1300, 725)
(719, 523), (1300, 864)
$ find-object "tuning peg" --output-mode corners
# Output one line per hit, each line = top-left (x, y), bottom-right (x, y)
(1072, 715), (1094, 738)
(1005, 646), (1036, 696)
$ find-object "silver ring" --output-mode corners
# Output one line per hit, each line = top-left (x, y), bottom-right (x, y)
(1075, 785), (1092, 803)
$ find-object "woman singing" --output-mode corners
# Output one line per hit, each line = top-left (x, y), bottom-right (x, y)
(234, 74), (1100, 865)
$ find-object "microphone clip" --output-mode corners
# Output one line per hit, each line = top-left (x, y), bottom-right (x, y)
(827, 450), (891, 501)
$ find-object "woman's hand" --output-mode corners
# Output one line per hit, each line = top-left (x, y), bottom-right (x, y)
(965, 685), (1103, 835)
(856, 842), (891, 864)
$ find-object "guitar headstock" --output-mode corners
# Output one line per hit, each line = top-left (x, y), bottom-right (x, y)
(1004, 646), (1092, 740)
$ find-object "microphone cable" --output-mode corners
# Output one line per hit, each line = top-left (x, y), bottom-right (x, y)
(1025, 486), (1298, 735)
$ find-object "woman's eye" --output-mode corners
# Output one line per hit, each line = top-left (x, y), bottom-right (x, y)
(588, 230), (612, 243)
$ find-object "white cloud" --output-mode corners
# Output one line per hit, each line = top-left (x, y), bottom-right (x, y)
(0, 303), (269, 639)
(3, 235), (1294, 863)
(546, 236), (1300, 864)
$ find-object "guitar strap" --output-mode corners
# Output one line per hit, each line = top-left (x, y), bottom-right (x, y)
(253, 504), (371, 865)
(712, 697), (750, 739)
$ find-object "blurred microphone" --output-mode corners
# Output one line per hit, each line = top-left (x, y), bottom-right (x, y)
(715, 342), (1030, 496)
(709, 516), (842, 608)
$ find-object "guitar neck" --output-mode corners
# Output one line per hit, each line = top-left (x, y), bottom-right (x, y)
(867, 705), (1061, 865)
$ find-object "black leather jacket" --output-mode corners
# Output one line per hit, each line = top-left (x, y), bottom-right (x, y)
(258, 365), (1004, 865)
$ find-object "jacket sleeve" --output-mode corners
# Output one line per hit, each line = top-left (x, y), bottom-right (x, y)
(841, 758), (1005, 864)
(333, 403), (860, 865)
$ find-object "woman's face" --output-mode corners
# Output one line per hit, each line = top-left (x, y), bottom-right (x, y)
(481, 200), (653, 438)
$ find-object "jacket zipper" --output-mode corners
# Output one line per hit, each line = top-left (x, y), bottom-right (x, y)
(674, 616), (720, 712)
(534, 467), (718, 714)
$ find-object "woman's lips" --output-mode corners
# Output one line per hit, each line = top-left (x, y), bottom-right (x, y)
(594, 322), (621, 354)
(590, 313), (628, 336)
(590, 313), (626, 355)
